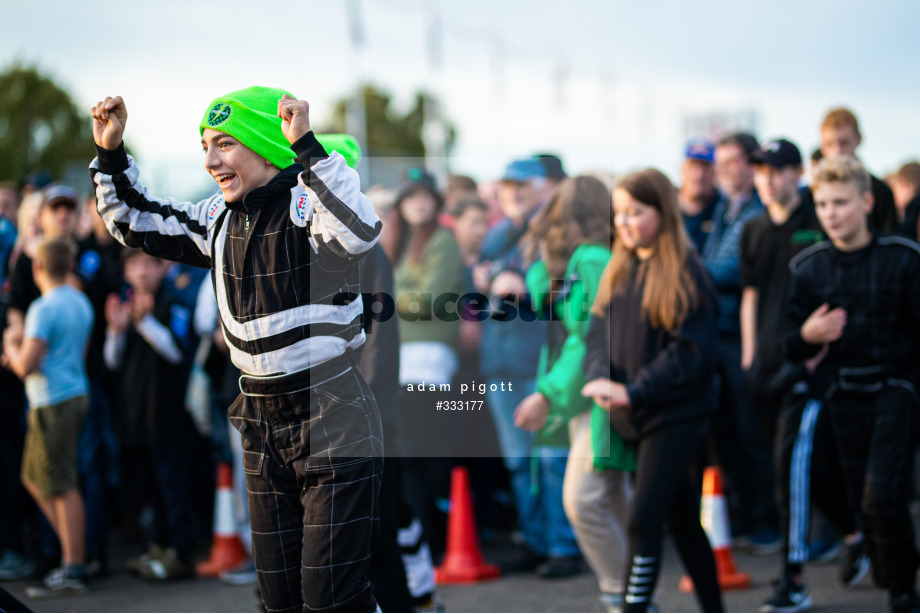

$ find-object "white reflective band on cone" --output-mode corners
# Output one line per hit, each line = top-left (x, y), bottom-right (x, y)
(701, 494), (731, 549)
(214, 489), (236, 536)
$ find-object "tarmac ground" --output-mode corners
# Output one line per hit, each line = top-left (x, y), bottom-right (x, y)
(2, 531), (893, 613)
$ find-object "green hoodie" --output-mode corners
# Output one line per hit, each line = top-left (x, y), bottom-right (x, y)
(525, 243), (636, 472)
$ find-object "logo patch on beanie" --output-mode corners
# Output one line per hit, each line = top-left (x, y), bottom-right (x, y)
(207, 103), (232, 127)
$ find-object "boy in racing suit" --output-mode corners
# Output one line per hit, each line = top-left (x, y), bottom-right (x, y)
(90, 87), (382, 612)
(785, 155), (920, 613)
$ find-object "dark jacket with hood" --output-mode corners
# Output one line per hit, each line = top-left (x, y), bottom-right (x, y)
(584, 254), (720, 439)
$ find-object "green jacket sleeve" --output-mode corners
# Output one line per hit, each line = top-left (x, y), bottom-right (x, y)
(525, 248), (608, 445)
(591, 403), (637, 471)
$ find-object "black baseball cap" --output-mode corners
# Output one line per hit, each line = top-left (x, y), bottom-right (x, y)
(534, 153), (567, 180)
(750, 139), (803, 168)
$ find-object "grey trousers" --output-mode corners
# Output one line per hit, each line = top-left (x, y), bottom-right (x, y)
(562, 411), (633, 595)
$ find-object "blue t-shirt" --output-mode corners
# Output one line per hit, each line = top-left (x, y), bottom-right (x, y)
(23, 285), (94, 408)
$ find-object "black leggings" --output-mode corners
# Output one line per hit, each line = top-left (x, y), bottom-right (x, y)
(624, 419), (724, 613)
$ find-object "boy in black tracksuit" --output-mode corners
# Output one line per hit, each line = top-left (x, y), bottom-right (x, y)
(785, 155), (920, 613)
(90, 88), (382, 612)
(745, 141), (862, 613)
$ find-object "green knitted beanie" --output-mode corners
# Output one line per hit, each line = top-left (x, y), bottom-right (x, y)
(316, 134), (362, 169)
(200, 86), (296, 170)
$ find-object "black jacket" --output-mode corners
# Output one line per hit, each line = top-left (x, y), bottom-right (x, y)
(897, 194), (920, 240)
(110, 287), (194, 448)
(355, 244), (402, 446)
(785, 234), (920, 382)
(584, 254), (720, 439)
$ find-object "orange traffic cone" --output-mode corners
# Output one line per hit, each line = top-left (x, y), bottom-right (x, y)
(196, 462), (248, 577)
(680, 466), (750, 592)
(435, 466), (501, 584)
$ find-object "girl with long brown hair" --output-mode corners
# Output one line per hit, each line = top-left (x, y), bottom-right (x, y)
(582, 169), (724, 612)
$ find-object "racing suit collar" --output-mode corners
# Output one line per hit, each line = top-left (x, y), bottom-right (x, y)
(225, 164), (303, 214)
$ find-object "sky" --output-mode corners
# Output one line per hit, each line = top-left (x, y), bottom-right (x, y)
(2, 0), (919, 196)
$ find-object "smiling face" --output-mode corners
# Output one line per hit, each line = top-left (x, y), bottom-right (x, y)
(201, 128), (280, 203)
(613, 187), (661, 258)
(813, 180), (873, 250)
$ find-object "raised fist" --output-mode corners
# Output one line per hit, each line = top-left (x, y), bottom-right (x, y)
(91, 96), (128, 150)
(277, 95), (311, 145)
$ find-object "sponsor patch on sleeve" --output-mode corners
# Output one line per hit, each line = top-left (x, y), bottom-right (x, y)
(290, 190), (314, 227)
(207, 197), (223, 222)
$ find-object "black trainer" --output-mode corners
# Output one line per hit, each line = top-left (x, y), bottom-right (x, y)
(760, 577), (813, 613)
(839, 539), (870, 588)
(503, 548), (546, 573)
(535, 555), (581, 579)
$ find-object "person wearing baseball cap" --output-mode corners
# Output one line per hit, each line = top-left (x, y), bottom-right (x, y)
(501, 157), (547, 182)
(475, 156), (579, 579)
(748, 139), (808, 216)
(89, 88), (382, 611)
(41, 184), (79, 209)
(38, 184), (80, 238)
(749, 138), (803, 169)
(534, 153), (568, 190)
(679, 138), (720, 251)
(496, 158), (552, 232)
(7, 183), (82, 334)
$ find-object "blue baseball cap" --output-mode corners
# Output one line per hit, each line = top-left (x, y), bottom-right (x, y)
(501, 158), (547, 183)
(685, 138), (716, 163)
